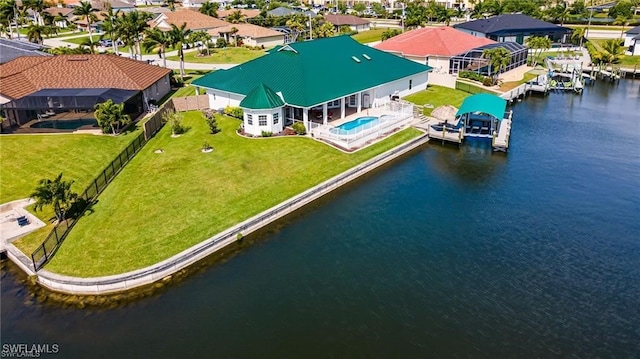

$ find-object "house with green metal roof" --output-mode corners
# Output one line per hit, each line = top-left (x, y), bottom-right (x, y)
(192, 36), (432, 137)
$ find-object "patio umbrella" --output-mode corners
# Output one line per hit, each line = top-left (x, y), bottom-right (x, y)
(431, 105), (459, 126)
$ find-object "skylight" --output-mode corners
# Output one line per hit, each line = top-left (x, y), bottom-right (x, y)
(351, 56), (361, 63)
(362, 54), (371, 60)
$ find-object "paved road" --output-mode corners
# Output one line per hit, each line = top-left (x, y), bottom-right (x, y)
(585, 29), (624, 39)
(42, 33), (238, 71)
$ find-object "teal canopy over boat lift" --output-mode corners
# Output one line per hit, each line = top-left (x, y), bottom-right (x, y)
(455, 93), (507, 121)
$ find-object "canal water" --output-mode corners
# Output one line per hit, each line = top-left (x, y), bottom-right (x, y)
(2, 80), (639, 358)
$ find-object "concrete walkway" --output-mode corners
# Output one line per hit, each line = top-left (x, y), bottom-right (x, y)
(0, 198), (46, 254)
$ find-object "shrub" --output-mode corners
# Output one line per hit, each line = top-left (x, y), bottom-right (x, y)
(223, 106), (243, 119)
(216, 38), (227, 48)
(162, 110), (184, 136)
(202, 141), (212, 151)
(206, 116), (220, 134)
(261, 130), (273, 137)
(482, 77), (494, 86)
(459, 71), (486, 82)
(292, 122), (306, 135)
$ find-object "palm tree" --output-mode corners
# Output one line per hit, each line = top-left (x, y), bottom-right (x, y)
(101, 3), (121, 55)
(0, 0), (18, 39)
(613, 15), (632, 39)
(31, 173), (78, 222)
(525, 36), (551, 66)
(143, 27), (171, 67)
(600, 39), (624, 67)
(226, 10), (246, 24)
(199, 1), (219, 17)
(94, 99), (131, 135)
(26, 23), (49, 44)
(571, 27), (586, 47)
(23, 0), (46, 25)
(73, 0), (97, 43)
(483, 47), (510, 85)
(314, 22), (334, 38)
(80, 37), (99, 53)
(168, 22), (192, 80)
(165, 0), (177, 11)
(117, 10), (151, 60)
(229, 26), (239, 46)
(189, 30), (211, 55)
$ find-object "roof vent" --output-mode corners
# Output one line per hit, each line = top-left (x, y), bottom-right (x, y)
(362, 54), (371, 60)
(351, 56), (361, 63)
(67, 56), (89, 61)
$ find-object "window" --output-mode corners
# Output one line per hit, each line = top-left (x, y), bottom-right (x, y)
(247, 114), (253, 125)
(409, 79), (412, 90)
(273, 112), (279, 124)
(259, 115), (267, 126)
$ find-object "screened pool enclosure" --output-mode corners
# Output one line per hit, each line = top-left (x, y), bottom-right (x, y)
(449, 42), (528, 76)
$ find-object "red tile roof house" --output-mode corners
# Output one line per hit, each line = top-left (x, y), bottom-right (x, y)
(0, 55), (172, 132)
(324, 14), (370, 32)
(150, 9), (231, 31)
(374, 26), (495, 88)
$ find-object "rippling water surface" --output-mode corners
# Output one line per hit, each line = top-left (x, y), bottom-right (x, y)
(2, 80), (639, 358)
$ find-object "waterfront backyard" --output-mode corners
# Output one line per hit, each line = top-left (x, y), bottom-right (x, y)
(40, 112), (421, 276)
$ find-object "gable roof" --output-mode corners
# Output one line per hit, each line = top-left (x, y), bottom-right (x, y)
(153, 9), (230, 30)
(193, 36), (431, 108)
(454, 14), (571, 35)
(208, 23), (284, 39)
(374, 26), (495, 57)
(267, 7), (296, 17)
(44, 7), (75, 17)
(0, 39), (50, 64)
(325, 14), (370, 26)
(240, 83), (284, 109)
(627, 25), (640, 35)
(456, 94), (507, 121)
(0, 55), (171, 100)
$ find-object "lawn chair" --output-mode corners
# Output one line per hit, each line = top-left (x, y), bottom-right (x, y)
(17, 216), (30, 227)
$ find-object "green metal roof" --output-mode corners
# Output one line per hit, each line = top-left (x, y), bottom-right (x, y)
(456, 93), (507, 121)
(239, 83), (284, 109)
(192, 36), (432, 108)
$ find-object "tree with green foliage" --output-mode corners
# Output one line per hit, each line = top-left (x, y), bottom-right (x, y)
(168, 22), (192, 79)
(80, 37), (99, 53)
(73, 1), (97, 43)
(608, 0), (634, 19)
(571, 27), (586, 47)
(381, 28), (401, 41)
(165, 0), (177, 11)
(613, 15), (633, 39)
(26, 24), (51, 44)
(117, 10), (151, 60)
(599, 39), (624, 66)
(525, 35), (551, 66)
(314, 21), (334, 38)
(143, 27), (172, 67)
(482, 47), (511, 84)
(94, 99), (131, 135)
(190, 30), (212, 55)
(31, 173), (78, 222)
(101, 3), (121, 55)
(227, 9), (246, 23)
(353, 3), (366, 14)
(200, 1), (219, 17)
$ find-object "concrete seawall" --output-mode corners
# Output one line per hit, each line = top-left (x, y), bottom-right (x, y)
(7, 131), (430, 295)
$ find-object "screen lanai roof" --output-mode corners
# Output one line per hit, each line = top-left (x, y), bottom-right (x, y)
(192, 36), (432, 108)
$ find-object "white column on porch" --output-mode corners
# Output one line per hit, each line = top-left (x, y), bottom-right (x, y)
(356, 91), (361, 113)
(195, 87), (200, 96)
(303, 108), (309, 131)
(340, 98), (345, 119)
(322, 103), (328, 125)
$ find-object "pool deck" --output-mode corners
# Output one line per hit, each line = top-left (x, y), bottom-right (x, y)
(11, 111), (101, 134)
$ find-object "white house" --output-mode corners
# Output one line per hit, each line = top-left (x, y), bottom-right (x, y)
(207, 23), (285, 48)
(192, 36), (431, 137)
(324, 14), (370, 32)
(624, 25), (640, 55)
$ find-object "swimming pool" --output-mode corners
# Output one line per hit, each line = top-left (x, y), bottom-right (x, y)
(330, 116), (380, 134)
(31, 119), (98, 130)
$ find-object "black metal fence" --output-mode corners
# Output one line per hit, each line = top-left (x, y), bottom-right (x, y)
(30, 103), (175, 272)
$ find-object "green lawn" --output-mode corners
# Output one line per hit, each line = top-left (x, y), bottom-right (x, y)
(404, 85), (471, 115)
(588, 39), (640, 68)
(0, 133), (137, 204)
(45, 112), (422, 276)
(499, 72), (539, 92)
(2, 132), (139, 256)
(166, 47), (265, 64)
(170, 70), (211, 98)
(351, 28), (388, 43)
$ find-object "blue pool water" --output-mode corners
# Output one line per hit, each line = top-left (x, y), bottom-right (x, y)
(333, 116), (379, 132)
(31, 119), (97, 130)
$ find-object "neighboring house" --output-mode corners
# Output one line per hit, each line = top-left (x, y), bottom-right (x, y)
(217, 9), (261, 21)
(0, 39), (50, 64)
(0, 55), (172, 130)
(44, 7), (75, 29)
(374, 26), (498, 87)
(150, 9), (230, 31)
(208, 23), (284, 48)
(454, 14), (571, 44)
(324, 14), (370, 32)
(267, 6), (315, 18)
(623, 25), (640, 48)
(628, 35), (640, 56)
(135, 0), (164, 6)
(66, 0), (136, 11)
(192, 36), (431, 136)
